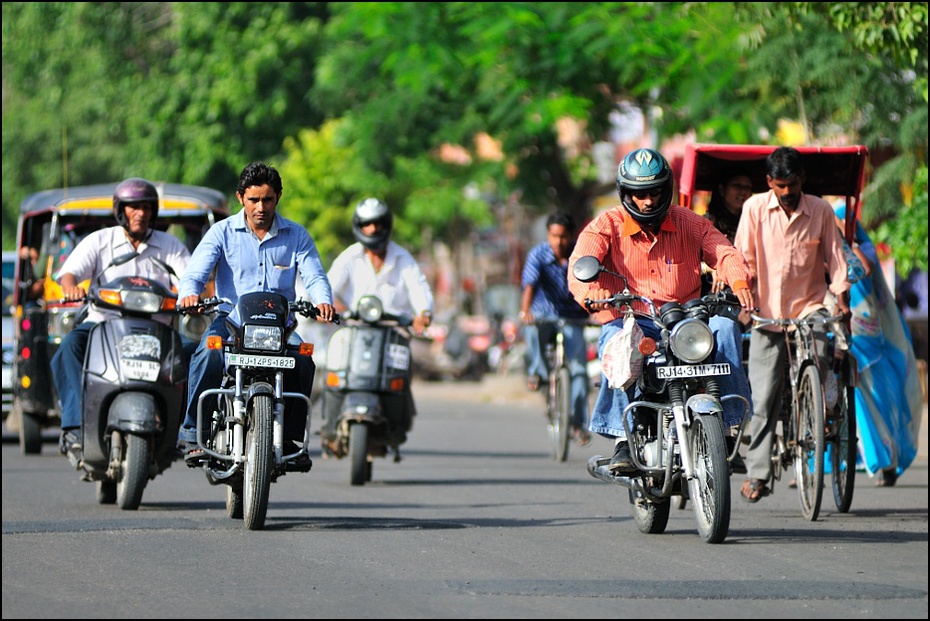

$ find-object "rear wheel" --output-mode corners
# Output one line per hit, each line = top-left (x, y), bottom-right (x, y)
(687, 414), (730, 544)
(243, 395), (273, 530)
(18, 411), (43, 454)
(96, 480), (117, 504)
(117, 432), (152, 511)
(831, 379), (857, 513)
(795, 363), (825, 522)
(226, 479), (244, 519)
(629, 489), (670, 534)
(349, 423), (370, 486)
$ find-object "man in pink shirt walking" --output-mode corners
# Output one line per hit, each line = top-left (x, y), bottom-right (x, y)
(734, 146), (850, 502)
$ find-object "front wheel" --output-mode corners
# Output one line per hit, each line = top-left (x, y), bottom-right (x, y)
(831, 381), (857, 513)
(243, 395), (274, 530)
(349, 423), (370, 486)
(117, 432), (152, 511)
(687, 414), (730, 544)
(547, 366), (571, 462)
(794, 363), (825, 522)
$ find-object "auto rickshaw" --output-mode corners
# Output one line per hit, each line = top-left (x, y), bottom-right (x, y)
(8, 182), (229, 453)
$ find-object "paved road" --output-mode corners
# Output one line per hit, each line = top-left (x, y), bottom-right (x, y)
(2, 373), (927, 619)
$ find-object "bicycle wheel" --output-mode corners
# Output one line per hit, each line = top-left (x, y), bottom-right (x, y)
(548, 366), (571, 462)
(831, 373), (857, 513)
(794, 362), (825, 522)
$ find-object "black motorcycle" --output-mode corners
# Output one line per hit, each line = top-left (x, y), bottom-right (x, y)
(71, 252), (186, 510)
(184, 292), (332, 530)
(573, 256), (750, 544)
(320, 295), (416, 486)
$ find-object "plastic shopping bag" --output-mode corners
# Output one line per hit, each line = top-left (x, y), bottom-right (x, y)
(601, 313), (644, 390)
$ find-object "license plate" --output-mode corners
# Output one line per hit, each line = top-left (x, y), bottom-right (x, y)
(226, 353), (295, 369)
(120, 359), (161, 382)
(656, 363), (731, 379)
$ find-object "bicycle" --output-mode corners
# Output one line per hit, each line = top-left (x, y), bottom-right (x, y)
(536, 318), (592, 462)
(749, 312), (857, 521)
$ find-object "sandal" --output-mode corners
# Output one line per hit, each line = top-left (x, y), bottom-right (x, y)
(740, 479), (770, 503)
(526, 374), (541, 392)
(572, 426), (592, 446)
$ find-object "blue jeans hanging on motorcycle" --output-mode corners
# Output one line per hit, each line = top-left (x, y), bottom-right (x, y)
(589, 315), (752, 439)
(182, 313), (315, 442)
(524, 320), (590, 430)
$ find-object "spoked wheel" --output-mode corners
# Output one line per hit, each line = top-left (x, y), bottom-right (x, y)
(116, 432), (152, 511)
(349, 423), (370, 486)
(687, 414), (730, 544)
(628, 488), (670, 534)
(830, 381), (857, 513)
(243, 395), (274, 530)
(547, 366), (571, 462)
(794, 363), (825, 522)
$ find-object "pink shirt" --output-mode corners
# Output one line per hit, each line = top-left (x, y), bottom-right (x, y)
(568, 204), (750, 324)
(734, 190), (849, 323)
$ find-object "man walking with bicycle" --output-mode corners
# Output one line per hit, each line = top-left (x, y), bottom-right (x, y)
(520, 212), (592, 445)
(735, 146), (850, 503)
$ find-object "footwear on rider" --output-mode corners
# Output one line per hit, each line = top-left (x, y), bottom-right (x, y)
(608, 439), (637, 474)
(58, 428), (83, 454)
(58, 428), (83, 469)
(177, 426), (199, 452)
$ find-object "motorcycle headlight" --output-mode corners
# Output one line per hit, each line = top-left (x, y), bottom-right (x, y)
(668, 318), (714, 364)
(243, 324), (282, 351)
(47, 307), (79, 343)
(357, 296), (384, 322)
(119, 290), (164, 314)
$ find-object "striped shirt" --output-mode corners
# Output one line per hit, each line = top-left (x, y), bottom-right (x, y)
(734, 190), (848, 323)
(568, 205), (750, 324)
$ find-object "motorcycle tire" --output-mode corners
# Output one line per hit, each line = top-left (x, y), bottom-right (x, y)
(226, 479), (244, 520)
(687, 414), (730, 544)
(628, 488), (670, 534)
(243, 395), (274, 530)
(96, 480), (117, 505)
(349, 423), (369, 486)
(117, 432), (152, 511)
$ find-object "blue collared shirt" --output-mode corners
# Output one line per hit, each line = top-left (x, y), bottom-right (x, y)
(179, 210), (332, 322)
(521, 242), (589, 320)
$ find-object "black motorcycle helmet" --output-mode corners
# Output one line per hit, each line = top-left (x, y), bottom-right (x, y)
(616, 148), (674, 229)
(113, 177), (159, 240)
(352, 198), (393, 252)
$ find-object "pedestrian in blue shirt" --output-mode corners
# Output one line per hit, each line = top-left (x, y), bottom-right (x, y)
(520, 212), (592, 445)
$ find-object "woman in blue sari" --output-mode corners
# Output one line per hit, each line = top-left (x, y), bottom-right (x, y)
(835, 204), (923, 486)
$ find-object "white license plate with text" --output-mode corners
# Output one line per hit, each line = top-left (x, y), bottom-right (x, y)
(226, 353), (295, 369)
(656, 363), (731, 379)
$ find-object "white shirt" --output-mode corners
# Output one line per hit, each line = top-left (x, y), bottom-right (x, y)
(57, 226), (191, 324)
(328, 241), (433, 317)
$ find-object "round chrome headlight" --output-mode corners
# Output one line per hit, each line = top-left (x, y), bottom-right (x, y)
(668, 318), (714, 364)
(357, 295), (383, 322)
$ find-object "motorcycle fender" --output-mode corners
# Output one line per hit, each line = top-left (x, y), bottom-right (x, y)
(247, 382), (275, 400)
(340, 392), (383, 422)
(107, 392), (160, 434)
(686, 393), (723, 415)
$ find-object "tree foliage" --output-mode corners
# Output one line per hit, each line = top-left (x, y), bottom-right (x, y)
(3, 1), (927, 273)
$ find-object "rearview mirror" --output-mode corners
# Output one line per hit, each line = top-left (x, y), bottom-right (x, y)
(572, 256), (602, 283)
